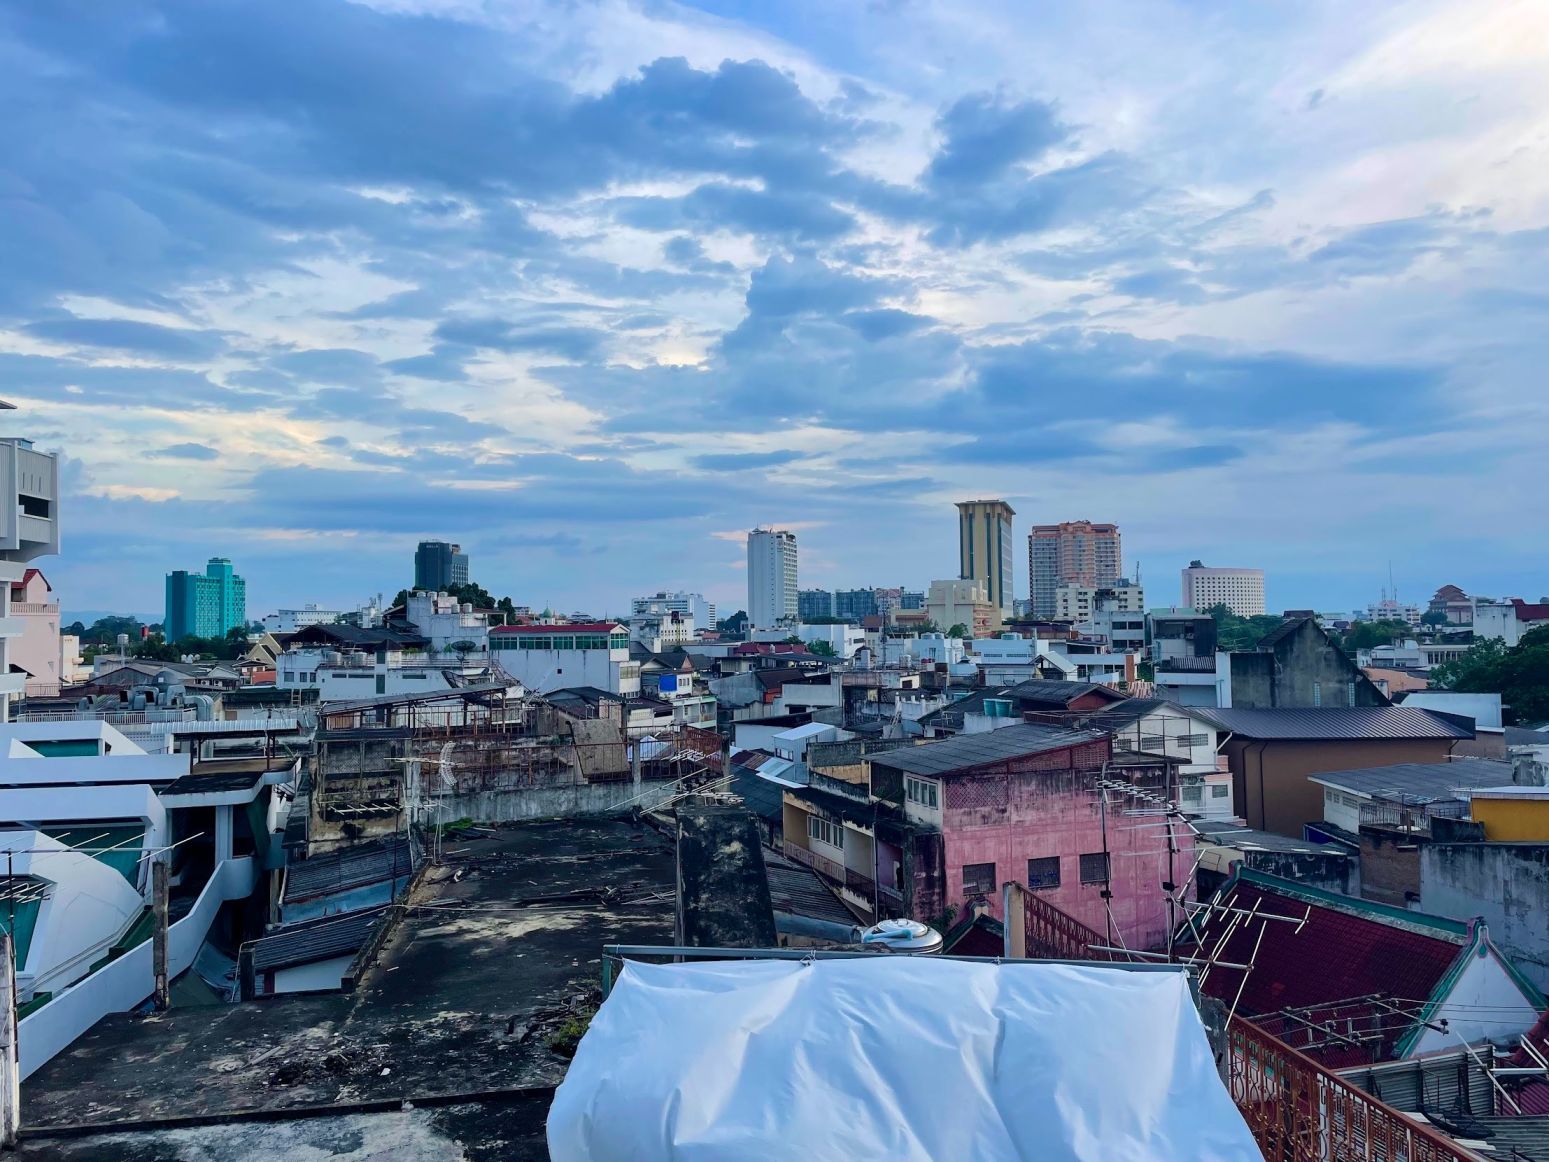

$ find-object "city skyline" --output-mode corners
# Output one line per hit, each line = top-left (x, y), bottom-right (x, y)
(3, 2), (1546, 618)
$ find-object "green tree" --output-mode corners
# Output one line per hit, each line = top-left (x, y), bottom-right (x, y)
(131, 633), (179, 662)
(1420, 610), (1448, 628)
(1206, 604), (1289, 652)
(913, 620), (942, 635)
(1341, 619), (1413, 652)
(946, 623), (969, 638)
(1433, 629), (1549, 723)
(806, 639), (837, 657)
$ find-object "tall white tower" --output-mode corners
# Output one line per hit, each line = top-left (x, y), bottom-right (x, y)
(747, 529), (798, 630)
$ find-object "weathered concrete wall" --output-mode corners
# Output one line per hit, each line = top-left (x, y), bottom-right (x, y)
(434, 779), (674, 823)
(1356, 829), (1421, 908)
(1231, 620), (1387, 710)
(1422, 842), (1549, 990)
(1241, 849), (1353, 896)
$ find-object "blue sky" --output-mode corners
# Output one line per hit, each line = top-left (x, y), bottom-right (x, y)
(3, 0), (1547, 619)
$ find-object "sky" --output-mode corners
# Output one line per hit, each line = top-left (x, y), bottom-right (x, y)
(3, 0), (1548, 620)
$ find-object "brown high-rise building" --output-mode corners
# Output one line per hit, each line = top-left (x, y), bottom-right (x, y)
(1027, 522), (1121, 619)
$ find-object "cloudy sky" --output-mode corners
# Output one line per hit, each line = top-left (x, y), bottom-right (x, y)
(3, 0), (1547, 619)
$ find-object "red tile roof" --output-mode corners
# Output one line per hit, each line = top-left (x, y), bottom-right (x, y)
(489, 622), (624, 635)
(1507, 1009), (1549, 1115)
(1513, 599), (1549, 622)
(1187, 870), (1469, 1068)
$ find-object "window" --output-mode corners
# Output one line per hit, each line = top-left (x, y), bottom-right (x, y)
(807, 815), (844, 849)
(1079, 852), (1110, 884)
(983, 698), (1014, 718)
(1211, 784), (1229, 799)
(1026, 856), (1061, 889)
(1179, 733), (1207, 748)
(905, 776), (939, 808)
(1181, 785), (1202, 804)
(1312, 681), (1323, 707)
(1141, 734), (1164, 750)
(1347, 681), (1357, 707)
(962, 862), (996, 894)
(1112, 737), (1133, 752)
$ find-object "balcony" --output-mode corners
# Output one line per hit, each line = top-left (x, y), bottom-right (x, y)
(781, 839), (877, 899)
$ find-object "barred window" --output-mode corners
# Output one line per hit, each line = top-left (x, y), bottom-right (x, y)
(1026, 856), (1061, 890)
(962, 862), (996, 894)
(1079, 852), (1110, 884)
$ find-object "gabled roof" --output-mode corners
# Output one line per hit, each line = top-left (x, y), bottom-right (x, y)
(1083, 697), (1216, 729)
(1252, 616), (1310, 651)
(1007, 678), (1127, 708)
(871, 722), (1107, 778)
(1188, 868), (1474, 1067)
(1307, 758), (1514, 804)
(1196, 706), (1472, 740)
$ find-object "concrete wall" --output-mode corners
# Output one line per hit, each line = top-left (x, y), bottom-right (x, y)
(1231, 620), (1386, 709)
(1228, 737), (1458, 837)
(434, 779), (674, 823)
(1422, 843), (1549, 990)
(1356, 829), (1422, 908)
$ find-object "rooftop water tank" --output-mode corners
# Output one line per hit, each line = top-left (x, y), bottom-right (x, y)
(860, 919), (943, 955)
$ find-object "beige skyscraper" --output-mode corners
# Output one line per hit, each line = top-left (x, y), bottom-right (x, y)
(956, 499), (1015, 618)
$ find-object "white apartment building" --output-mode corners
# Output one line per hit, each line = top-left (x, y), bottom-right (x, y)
(0, 418), (61, 721)
(747, 529), (798, 630)
(1181, 565), (1265, 617)
(1474, 599), (1549, 647)
(1055, 580), (1145, 623)
(489, 622), (641, 695)
(1365, 599), (1422, 627)
(261, 605), (344, 633)
(630, 591), (716, 633)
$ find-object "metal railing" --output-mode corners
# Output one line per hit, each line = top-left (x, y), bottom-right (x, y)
(1225, 1014), (1475, 1161)
(1023, 889), (1115, 961)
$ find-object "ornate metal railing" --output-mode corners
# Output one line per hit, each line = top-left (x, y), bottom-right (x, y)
(1225, 1014), (1475, 1161)
(1023, 889), (1114, 961)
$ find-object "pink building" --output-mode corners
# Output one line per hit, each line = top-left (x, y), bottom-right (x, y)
(10, 568), (60, 697)
(868, 723), (1182, 953)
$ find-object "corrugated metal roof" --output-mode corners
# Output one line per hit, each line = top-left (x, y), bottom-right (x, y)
(284, 838), (414, 903)
(1195, 706), (1473, 740)
(871, 723), (1107, 777)
(1307, 758), (1514, 803)
(251, 906), (387, 973)
(763, 851), (860, 928)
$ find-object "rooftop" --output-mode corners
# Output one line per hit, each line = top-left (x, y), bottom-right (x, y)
(1196, 706), (1473, 741)
(1307, 758), (1515, 804)
(1191, 820), (1336, 855)
(19, 817), (675, 1159)
(490, 622), (625, 635)
(871, 722), (1107, 777)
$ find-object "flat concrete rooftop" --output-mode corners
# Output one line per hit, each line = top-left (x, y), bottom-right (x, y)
(19, 816), (676, 1159)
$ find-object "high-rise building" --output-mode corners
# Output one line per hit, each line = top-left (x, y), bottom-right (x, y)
(165, 557), (247, 641)
(0, 407), (61, 721)
(1027, 521), (1121, 619)
(798, 589), (835, 621)
(630, 591), (716, 632)
(414, 541), (470, 591)
(747, 529), (798, 629)
(1181, 564), (1265, 617)
(956, 499), (1015, 617)
(834, 588), (879, 622)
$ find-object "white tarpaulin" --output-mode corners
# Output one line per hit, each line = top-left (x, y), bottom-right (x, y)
(548, 957), (1260, 1161)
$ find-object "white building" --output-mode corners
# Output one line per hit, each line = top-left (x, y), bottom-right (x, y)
(0, 719), (290, 1077)
(10, 568), (61, 697)
(489, 622), (641, 695)
(1474, 599), (1549, 647)
(1055, 580), (1145, 623)
(631, 592), (716, 633)
(1365, 599), (1422, 627)
(1105, 701), (1232, 821)
(403, 589), (490, 654)
(277, 647), (465, 701)
(1181, 565), (1265, 617)
(747, 529), (798, 630)
(261, 605), (345, 633)
(926, 579), (998, 637)
(0, 418), (61, 721)
(1152, 653), (1235, 708)
(750, 623), (866, 659)
(880, 634), (966, 668)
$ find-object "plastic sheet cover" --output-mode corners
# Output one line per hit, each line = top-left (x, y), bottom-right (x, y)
(548, 957), (1259, 1161)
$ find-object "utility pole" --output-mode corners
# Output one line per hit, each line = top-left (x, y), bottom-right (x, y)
(152, 859), (169, 1011)
(0, 931), (17, 1148)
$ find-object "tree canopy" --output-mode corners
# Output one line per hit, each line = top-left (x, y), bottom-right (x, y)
(805, 639), (838, 657)
(1341, 619), (1413, 652)
(1206, 604), (1291, 652)
(1432, 626), (1549, 724)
